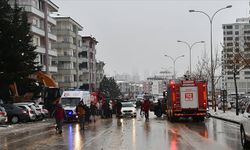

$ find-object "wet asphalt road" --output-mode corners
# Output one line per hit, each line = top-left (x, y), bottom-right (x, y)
(0, 111), (245, 150)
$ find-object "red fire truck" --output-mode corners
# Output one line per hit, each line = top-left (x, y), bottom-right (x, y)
(166, 79), (207, 122)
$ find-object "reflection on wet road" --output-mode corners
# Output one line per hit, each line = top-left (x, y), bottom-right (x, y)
(0, 111), (244, 150)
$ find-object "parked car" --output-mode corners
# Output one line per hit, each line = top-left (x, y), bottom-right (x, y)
(37, 104), (49, 118)
(121, 102), (136, 118)
(240, 102), (250, 148)
(0, 106), (7, 124)
(218, 101), (231, 110)
(13, 103), (36, 121)
(0, 104), (30, 124)
(14, 102), (43, 120)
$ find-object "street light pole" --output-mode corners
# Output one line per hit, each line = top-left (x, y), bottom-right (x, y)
(189, 5), (232, 112)
(177, 40), (204, 74)
(164, 55), (185, 79)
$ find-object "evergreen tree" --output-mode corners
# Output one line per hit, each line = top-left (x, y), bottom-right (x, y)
(0, 0), (40, 85)
(99, 76), (121, 99)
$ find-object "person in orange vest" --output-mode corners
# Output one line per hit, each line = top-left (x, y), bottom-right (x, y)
(76, 101), (86, 130)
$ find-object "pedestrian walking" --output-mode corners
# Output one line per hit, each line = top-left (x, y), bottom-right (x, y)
(140, 100), (144, 117)
(76, 101), (86, 130)
(143, 98), (150, 121)
(54, 103), (65, 134)
(116, 100), (122, 118)
(90, 102), (97, 122)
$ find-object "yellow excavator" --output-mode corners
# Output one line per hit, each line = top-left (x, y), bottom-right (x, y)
(8, 71), (61, 115)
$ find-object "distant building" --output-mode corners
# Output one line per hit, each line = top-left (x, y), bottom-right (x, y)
(9, 0), (59, 74)
(51, 15), (83, 89)
(96, 61), (105, 89)
(222, 17), (250, 94)
(79, 36), (98, 92)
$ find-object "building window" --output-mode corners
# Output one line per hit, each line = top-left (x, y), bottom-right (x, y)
(235, 25), (239, 29)
(227, 37), (233, 41)
(226, 25), (233, 29)
(227, 31), (233, 35)
(245, 77), (250, 79)
(245, 71), (250, 75)
(227, 43), (233, 46)
(235, 31), (239, 35)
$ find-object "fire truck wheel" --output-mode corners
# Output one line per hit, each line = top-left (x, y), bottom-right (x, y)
(155, 109), (162, 117)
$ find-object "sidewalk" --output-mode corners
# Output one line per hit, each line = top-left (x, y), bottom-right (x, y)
(208, 108), (244, 124)
(0, 118), (55, 137)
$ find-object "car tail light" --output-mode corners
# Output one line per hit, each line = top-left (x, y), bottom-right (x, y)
(0, 112), (4, 116)
(29, 110), (35, 114)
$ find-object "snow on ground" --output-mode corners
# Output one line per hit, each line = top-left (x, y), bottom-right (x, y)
(208, 108), (244, 123)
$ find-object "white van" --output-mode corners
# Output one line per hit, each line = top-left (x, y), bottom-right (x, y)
(60, 91), (91, 120)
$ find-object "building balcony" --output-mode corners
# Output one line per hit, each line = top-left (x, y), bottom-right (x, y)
(41, 65), (58, 73)
(20, 5), (44, 19)
(58, 56), (77, 62)
(58, 69), (76, 75)
(54, 29), (76, 37)
(48, 17), (56, 25)
(48, 49), (57, 57)
(55, 42), (77, 50)
(35, 46), (46, 54)
(31, 26), (45, 36)
(48, 33), (57, 41)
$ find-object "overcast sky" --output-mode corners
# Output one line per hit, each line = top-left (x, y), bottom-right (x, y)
(54, 0), (249, 79)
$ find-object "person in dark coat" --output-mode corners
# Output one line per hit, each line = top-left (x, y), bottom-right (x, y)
(90, 102), (97, 122)
(76, 101), (86, 130)
(55, 103), (65, 134)
(116, 100), (122, 118)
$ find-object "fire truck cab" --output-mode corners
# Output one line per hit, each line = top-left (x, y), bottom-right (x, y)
(166, 79), (207, 122)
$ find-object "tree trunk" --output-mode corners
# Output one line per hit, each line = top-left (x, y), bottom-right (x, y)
(233, 72), (239, 116)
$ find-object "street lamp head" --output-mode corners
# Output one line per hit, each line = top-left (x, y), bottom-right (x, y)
(189, 10), (195, 12)
(200, 41), (205, 43)
(164, 54), (168, 57)
(181, 55), (185, 57)
(226, 5), (232, 8)
(177, 40), (182, 42)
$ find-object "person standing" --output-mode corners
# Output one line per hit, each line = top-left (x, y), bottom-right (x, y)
(76, 101), (86, 130)
(143, 98), (150, 121)
(116, 100), (122, 118)
(90, 102), (97, 122)
(55, 103), (65, 134)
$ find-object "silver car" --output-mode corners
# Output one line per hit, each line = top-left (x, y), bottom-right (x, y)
(240, 102), (250, 148)
(14, 104), (36, 121)
(0, 106), (7, 124)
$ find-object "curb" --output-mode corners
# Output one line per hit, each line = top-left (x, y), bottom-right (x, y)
(0, 120), (55, 137)
(210, 115), (240, 124)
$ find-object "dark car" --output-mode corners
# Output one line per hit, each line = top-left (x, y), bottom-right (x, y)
(0, 104), (30, 124)
(0, 106), (7, 124)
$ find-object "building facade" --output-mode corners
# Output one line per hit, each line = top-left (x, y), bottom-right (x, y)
(222, 17), (250, 94)
(51, 15), (83, 89)
(96, 61), (105, 89)
(10, 0), (59, 73)
(80, 36), (98, 92)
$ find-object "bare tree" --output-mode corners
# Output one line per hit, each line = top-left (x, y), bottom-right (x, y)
(222, 39), (250, 115)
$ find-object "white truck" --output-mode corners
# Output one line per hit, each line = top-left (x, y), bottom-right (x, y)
(60, 90), (91, 121)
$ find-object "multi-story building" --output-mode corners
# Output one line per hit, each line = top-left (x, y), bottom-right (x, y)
(81, 36), (98, 92)
(9, 0), (59, 73)
(51, 15), (83, 89)
(222, 17), (250, 94)
(96, 61), (105, 89)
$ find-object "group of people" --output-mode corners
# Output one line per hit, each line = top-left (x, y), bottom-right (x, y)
(53, 100), (97, 134)
(53, 97), (151, 134)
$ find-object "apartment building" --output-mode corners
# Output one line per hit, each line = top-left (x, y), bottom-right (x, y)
(96, 61), (105, 89)
(9, 0), (59, 73)
(222, 17), (250, 94)
(81, 36), (98, 92)
(51, 15), (83, 89)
